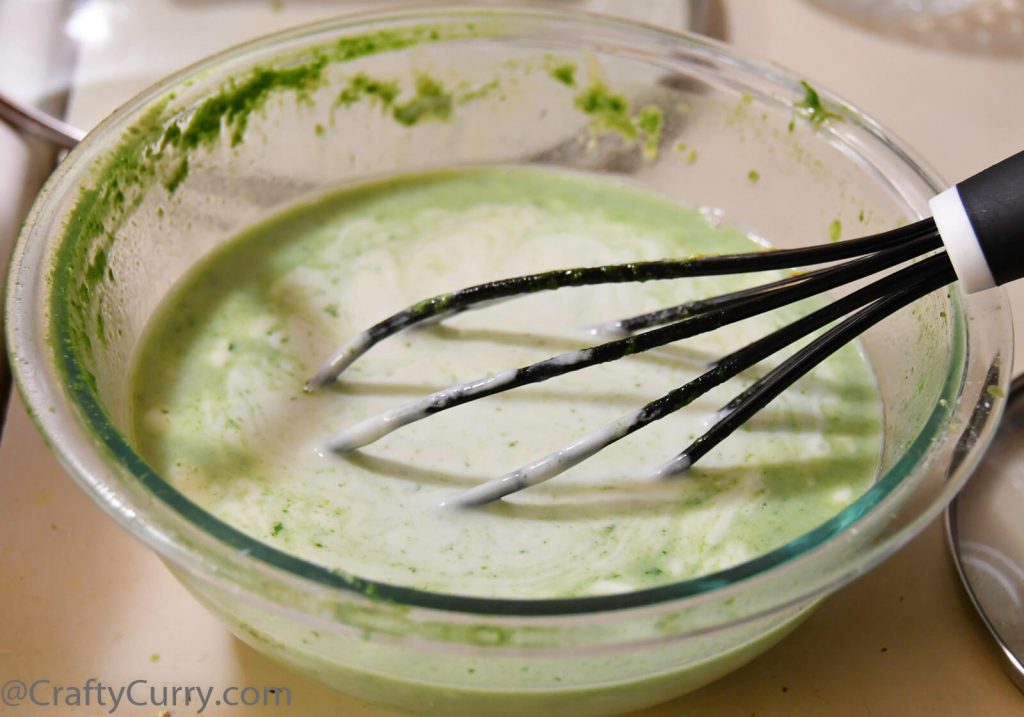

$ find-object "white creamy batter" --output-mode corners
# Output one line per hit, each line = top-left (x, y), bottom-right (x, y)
(130, 167), (882, 598)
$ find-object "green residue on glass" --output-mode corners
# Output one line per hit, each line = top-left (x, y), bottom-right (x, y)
(574, 81), (663, 158)
(636, 105), (663, 159)
(313, 122), (325, 136)
(159, 122), (180, 150)
(686, 148), (698, 164)
(727, 91), (755, 125)
(94, 303), (107, 347)
(330, 27), (436, 64)
(393, 75), (453, 126)
(747, 169), (760, 183)
(575, 81), (635, 138)
(169, 57), (328, 151)
(987, 384), (1006, 398)
(53, 98), (170, 387)
(334, 71), (495, 122)
(54, 22), (471, 378)
(858, 209), (866, 223)
(150, 653), (161, 663)
(795, 80), (841, 127)
(457, 78), (500, 105)
(548, 63), (577, 87)
(85, 246), (109, 285)
(829, 218), (842, 242)
(155, 25), (462, 158)
(272, 521), (285, 536)
(164, 158), (189, 193)
(336, 72), (401, 110)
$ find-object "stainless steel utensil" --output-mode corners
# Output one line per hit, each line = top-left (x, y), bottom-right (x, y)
(948, 374), (1024, 694)
(0, 90), (83, 149)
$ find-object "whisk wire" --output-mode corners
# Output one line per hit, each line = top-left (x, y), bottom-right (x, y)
(442, 253), (954, 507)
(598, 232), (944, 336)
(655, 254), (956, 477)
(327, 233), (941, 452)
(310, 218), (938, 387)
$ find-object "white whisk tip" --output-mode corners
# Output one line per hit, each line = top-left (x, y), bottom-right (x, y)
(326, 423), (386, 453)
(440, 473), (528, 509)
(653, 455), (692, 479)
(308, 334), (373, 390)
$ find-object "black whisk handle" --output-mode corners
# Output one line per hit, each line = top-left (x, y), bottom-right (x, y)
(931, 149), (1024, 293)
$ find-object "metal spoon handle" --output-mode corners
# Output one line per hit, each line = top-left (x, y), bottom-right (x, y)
(0, 91), (83, 149)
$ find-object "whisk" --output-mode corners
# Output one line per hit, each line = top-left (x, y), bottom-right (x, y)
(309, 151), (1024, 508)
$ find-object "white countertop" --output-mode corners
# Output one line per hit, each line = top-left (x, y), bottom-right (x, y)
(2, 1), (1024, 715)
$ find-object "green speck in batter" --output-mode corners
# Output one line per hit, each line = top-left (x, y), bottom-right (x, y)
(829, 218), (842, 242)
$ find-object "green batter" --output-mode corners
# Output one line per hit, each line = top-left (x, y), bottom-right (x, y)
(130, 166), (881, 598)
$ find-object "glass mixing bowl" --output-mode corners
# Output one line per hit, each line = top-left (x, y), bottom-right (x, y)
(4, 7), (1012, 717)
